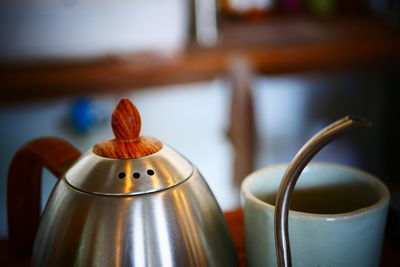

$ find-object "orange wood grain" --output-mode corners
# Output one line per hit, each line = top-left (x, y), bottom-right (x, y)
(93, 137), (163, 159)
(111, 98), (141, 141)
(93, 98), (163, 159)
(7, 137), (81, 258)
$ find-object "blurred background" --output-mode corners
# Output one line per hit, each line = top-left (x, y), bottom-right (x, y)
(0, 0), (399, 255)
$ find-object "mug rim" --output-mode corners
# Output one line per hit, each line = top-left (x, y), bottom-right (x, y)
(241, 162), (390, 221)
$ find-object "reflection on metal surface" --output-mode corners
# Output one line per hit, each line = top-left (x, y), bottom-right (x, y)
(65, 145), (193, 196)
(133, 200), (145, 266)
(33, 168), (238, 266)
(154, 196), (173, 267)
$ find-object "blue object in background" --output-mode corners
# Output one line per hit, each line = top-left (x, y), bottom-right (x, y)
(70, 97), (106, 133)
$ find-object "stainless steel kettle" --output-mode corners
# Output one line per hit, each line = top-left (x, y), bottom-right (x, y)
(7, 98), (238, 267)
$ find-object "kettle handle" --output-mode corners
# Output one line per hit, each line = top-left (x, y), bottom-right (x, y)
(7, 137), (81, 258)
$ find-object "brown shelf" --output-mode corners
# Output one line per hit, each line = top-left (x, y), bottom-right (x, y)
(1, 16), (399, 104)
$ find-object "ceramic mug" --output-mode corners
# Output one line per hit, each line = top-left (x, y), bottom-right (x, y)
(241, 162), (390, 267)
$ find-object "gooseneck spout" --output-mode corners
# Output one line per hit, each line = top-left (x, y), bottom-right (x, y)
(274, 115), (372, 267)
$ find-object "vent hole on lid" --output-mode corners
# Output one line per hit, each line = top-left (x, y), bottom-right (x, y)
(147, 169), (155, 176)
(133, 172), (140, 179)
(118, 172), (126, 179)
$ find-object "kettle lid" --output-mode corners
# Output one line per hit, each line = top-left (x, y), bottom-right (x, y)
(64, 98), (193, 196)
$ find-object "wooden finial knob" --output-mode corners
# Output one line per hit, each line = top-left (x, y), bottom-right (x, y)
(93, 98), (162, 159)
(112, 98), (141, 141)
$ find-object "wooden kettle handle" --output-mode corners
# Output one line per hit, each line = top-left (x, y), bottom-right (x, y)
(7, 137), (81, 258)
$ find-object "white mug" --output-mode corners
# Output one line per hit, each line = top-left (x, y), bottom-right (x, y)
(241, 162), (390, 267)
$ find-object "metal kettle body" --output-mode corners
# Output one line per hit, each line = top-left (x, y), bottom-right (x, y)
(8, 99), (238, 266)
(33, 148), (236, 266)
